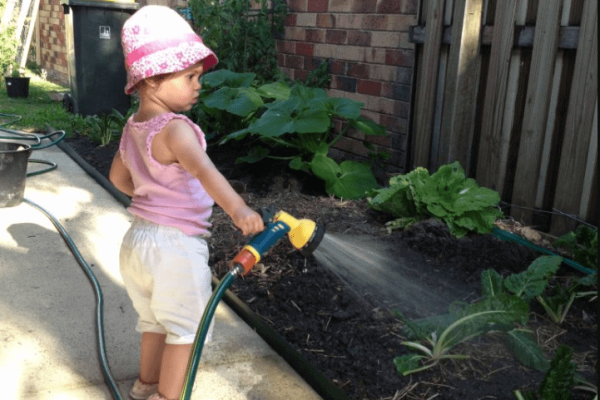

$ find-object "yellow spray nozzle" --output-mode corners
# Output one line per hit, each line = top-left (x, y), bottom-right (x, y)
(274, 211), (322, 253)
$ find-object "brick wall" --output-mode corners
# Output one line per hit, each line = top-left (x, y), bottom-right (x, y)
(38, 0), (69, 86)
(278, 0), (418, 172)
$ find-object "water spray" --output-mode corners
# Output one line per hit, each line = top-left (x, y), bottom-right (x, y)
(180, 205), (325, 400)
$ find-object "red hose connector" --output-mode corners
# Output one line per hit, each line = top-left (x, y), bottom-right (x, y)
(229, 248), (258, 275)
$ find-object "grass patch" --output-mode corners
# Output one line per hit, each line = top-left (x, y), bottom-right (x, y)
(0, 71), (80, 134)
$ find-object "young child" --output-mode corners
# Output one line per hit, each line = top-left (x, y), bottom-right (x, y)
(109, 6), (264, 400)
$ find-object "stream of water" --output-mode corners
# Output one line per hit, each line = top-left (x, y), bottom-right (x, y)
(313, 233), (465, 318)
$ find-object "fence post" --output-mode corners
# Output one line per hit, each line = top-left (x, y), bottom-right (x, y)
(551, 0), (598, 235)
(510, 0), (563, 225)
(476, 0), (518, 193)
(412, 0), (445, 168)
(437, 0), (483, 174)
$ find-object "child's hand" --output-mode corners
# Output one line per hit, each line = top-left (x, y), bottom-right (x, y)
(231, 206), (264, 236)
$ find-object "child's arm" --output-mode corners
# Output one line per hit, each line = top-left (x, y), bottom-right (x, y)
(157, 120), (264, 236)
(109, 151), (135, 197)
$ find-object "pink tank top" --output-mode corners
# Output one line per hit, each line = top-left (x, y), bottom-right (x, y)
(119, 112), (214, 236)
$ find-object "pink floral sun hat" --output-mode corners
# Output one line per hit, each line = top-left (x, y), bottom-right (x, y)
(121, 5), (218, 95)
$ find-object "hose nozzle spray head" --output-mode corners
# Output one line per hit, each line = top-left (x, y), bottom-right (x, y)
(229, 206), (325, 275)
(273, 211), (325, 256)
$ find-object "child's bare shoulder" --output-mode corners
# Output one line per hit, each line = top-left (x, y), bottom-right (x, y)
(163, 117), (196, 137)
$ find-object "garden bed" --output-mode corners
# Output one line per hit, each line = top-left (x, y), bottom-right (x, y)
(64, 134), (597, 400)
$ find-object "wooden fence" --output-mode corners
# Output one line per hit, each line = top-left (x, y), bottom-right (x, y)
(408, 0), (597, 236)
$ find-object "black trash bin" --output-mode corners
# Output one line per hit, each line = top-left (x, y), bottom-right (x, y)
(62, 0), (139, 117)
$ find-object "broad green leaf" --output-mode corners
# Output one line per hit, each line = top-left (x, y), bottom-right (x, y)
(293, 108), (330, 133)
(459, 293), (530, 327)
(202, 87), (263, 116)
(257, 81), (291, 100)
(481, 269), (504, 298)
(327, 97), (362, 120)
(290, 84), (328, 102)
(289, 157), (311, 172)
(398, 312), (457, 340)
(235, 146), (269, 164)
(201, 69), (255, 88)
(310, 153), (340, 182)
(505, 329), (550, 372)
(452, 186), (501, 215)
(315, 142), (329, 155)
(393, 354), (426, 376)
(310, 156), (377, 199)
(289, 157), (303, 170)
(350, 116), (388, 136)
(504, 256), (562, 302)
(248, 109), (295, 137)
(328, 161), (378, 199)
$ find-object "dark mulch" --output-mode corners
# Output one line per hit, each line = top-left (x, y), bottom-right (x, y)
(63, 134), (598, 400)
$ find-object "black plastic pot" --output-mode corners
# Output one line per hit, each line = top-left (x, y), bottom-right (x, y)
(0, 141), (32, 207)
(4, 77), (30, 98)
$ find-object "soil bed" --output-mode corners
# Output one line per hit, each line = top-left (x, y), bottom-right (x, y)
(64, 134), (597, 400)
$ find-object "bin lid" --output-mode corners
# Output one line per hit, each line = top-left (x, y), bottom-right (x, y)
(61, 0), (140, 12)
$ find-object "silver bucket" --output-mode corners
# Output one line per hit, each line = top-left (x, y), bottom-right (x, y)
(0, 141), (32, 207)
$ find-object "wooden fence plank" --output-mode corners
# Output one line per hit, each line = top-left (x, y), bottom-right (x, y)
(534, 0), (577, 212)
(437, 0), (484, 173)
(412, 0), (445, 167)
(579, 99), (597, 219)
(476, 0), (518, 192)
(510, 0), (563, 225)
(552, 0), (598, 234)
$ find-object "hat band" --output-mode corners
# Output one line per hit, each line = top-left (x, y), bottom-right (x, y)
(126, 33), (203, 67)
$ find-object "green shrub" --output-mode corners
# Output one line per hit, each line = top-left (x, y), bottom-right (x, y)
(195, 69), (387, 199)
(553, 225), (598, 271)
(189, 0), (287, 83)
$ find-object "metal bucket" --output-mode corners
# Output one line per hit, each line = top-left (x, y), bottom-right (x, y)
(0, 141), (32, 207)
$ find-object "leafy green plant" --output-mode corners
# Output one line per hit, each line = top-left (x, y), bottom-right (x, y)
(0, 25), (18, 76)
(393, 256), (562, 377)
(81, 108), (131, 146)
(514, 345), (577, 400)
(229, 84), (386, 199)
(191, 69), (266, 140)
(195, 69), (387, 199)
(553, 225), (598, 271)
(189, 0), (286, 83)
(394, 310), (511, 376)
(368, 162), (504, 238)
(537, 272), (597, 325)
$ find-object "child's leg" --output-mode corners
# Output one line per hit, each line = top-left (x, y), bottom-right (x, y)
(139, 332), (166, 384)
(157, 343), (193, 399)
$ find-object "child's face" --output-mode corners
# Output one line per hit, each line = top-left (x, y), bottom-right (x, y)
(152, 62), (205, 113)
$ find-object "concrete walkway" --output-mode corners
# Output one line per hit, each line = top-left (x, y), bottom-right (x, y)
(0, 143), (323, 400)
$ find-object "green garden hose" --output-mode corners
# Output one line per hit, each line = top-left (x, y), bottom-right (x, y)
(492, 227), (595, 275)
(180, 270), (239, 400)
(23, 198), (123, 400)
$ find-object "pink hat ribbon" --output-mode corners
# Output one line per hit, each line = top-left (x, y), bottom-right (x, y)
(126, 33), (203, 67)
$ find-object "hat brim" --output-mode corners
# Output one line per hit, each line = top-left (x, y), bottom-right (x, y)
(125, 43), (218, 95)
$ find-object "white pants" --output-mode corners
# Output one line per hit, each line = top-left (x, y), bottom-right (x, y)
(119, 217), (213, 344)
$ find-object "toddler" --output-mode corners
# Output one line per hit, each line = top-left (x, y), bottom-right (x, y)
(109, 6), (264, 400)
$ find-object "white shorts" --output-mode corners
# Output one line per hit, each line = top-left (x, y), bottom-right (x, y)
(119, 217), (213, 345)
